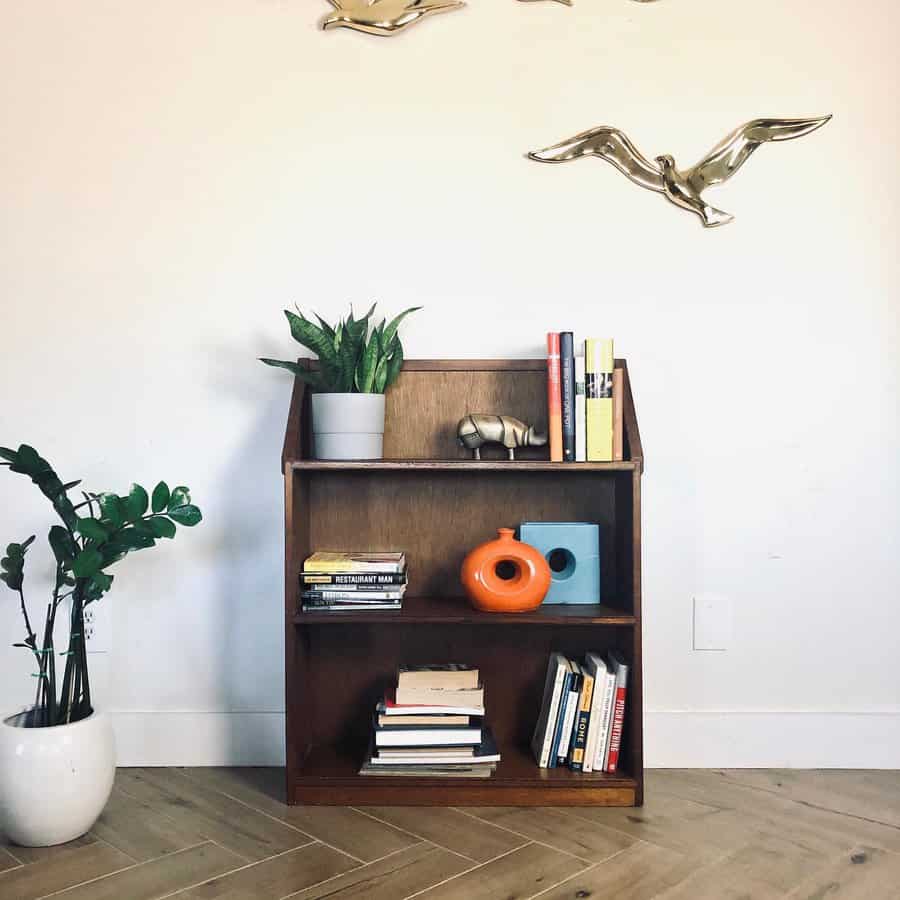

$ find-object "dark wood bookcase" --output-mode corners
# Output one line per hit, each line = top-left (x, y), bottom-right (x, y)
(282, 359), (644, 806)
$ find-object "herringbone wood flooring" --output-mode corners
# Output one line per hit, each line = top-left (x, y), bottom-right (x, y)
(2, 769), (899, 899)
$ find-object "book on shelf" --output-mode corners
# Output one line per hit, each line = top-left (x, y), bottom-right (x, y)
(605, 650), (629, 774)
(303, 551), (406, 574)
(301, 572), (407, 586)
(301, 601), (401, 612)
(546, 332), (563, 462)
(585, 338), (614, 462)
(398, 664), (479, 690)
(574, 352), (587, 462)
(301, 589), (406, 602)
(533, 651), (628, 774)
(362, 667), (498, 776)
(379, 695), (485, 718)
(560, 331), (576, 462)
(394, 684), (484, 708)
(531, 652), (569, 768)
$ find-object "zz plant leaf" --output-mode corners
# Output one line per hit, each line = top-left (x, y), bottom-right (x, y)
(261, 303), (419, 395)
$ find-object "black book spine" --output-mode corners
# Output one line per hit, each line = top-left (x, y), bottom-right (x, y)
(560, 332), (576, 462)
(301, 572), (406, 586)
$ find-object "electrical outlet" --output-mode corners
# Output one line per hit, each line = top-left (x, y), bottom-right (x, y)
(693, 594), (732, 651)
(81, 602), (109, 654)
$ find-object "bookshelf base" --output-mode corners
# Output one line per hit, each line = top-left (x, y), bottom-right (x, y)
(288, 742), (638, 807)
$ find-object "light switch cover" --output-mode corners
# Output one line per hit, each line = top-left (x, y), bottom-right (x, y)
(693, 594), (732, 651)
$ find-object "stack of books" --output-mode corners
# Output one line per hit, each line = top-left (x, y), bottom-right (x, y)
(531, 651), (629, 773)
(547, 333), (624, 463)
(360, 665), (501, 778)
(300, 551), (407, 612)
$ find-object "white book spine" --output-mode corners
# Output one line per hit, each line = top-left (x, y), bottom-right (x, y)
(582, 655), (608, 773)
(574, 353), (586, 462)
(558, 687), (579, 761)
(593, 669), (617, 771)
(538, 664), (568, 768)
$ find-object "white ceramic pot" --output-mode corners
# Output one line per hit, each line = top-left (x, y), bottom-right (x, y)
(312, 393), (386, 460)
(0, 708), (115, 847)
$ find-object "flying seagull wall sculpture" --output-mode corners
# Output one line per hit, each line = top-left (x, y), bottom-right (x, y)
(528, 116), (832, 227)
(320, 0), (464, 36)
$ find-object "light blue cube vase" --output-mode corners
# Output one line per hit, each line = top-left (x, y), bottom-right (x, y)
(517, 522), (601, 605)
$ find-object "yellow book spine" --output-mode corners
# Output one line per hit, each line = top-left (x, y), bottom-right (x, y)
(585, 339), (614, 462)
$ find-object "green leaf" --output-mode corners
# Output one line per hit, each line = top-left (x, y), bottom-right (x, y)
(48, 526), (77, 567)
(385, 337), (405, 389)
(113, 528), (156, 551)
(97, 493), (125, 529)
(90, 571), (113, 594)
(259, 359), (322, 389)
(125, 484), (149, 521)
(151, 481), (170, 514)
(356, 333), (379, 393)
(147, 516), (176, 539)
(76, 517), (109, 542)
(373, 355), (389, 394)
(0, 447), (17, 463)
(168, 486), (191, 510)
(284, 310), (338, 368)
(72, 548), (104, 578)
(313, 313), (336, 342)
(382, 307), (421, 349)
(168, 504), (202, 527)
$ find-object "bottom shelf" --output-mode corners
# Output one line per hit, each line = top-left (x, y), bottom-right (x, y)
(289, 741), (638, 806)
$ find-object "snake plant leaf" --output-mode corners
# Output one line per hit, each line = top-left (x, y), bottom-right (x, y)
(147, 516), (176, 539)
(373, 355), (389, 394)
(72, 548), (104, 578)
(167, 504), (202, 527)
(167, 485), (190, 509)
(76, 517), (109, 543)
(385, 337), (405, 389)
(356, 332), (380, 393)
(97, 493), (125, 529)
(382, 307), (421, 350)
(284, 310), (338, 368)
(314, 313), (336, 342)
(259, 359), (322, 389)
(125, 484), (149, 522)
(151, 481), (170, 514)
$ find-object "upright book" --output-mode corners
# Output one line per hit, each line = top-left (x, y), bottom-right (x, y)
(585, 339), (614, 462)
(574, 353), (587, 462)
(612, 366), (624, 461)
(531, 652), (569, 768)
(560, 332), (576, 462)
(569, 664), (595, 771)
(546, 333), (563, 462)
(605, 651), (630, 774)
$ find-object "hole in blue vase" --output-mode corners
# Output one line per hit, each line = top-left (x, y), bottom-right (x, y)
(547, 548), (576, 580)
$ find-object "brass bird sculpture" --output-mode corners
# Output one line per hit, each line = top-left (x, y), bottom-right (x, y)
(528, 116), (832, 227)
(321, 0), (465, 36)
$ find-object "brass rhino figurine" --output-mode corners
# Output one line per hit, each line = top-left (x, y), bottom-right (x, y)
(457, 414), (548, 460)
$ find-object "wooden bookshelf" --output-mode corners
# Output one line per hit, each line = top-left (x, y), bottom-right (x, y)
(282, 359), (644, 806)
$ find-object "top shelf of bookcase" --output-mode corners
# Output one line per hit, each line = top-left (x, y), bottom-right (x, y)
(281, 358), (644, 473)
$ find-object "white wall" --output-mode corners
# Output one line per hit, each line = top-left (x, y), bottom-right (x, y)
(1, 0), (898, 768)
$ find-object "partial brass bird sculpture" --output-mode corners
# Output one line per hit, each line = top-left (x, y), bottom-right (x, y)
(321, 0), (464, 36)
(517, 1), (573, 6)
(528, 116), (832, 227)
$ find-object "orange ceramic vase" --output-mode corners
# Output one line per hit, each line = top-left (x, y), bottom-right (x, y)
(461, 528), (552, 613)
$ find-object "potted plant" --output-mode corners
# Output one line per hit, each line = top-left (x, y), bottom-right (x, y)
(261, 303), (419, 460)
(0, 444), (201, 847)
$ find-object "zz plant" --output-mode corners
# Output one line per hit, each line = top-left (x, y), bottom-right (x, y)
(260, 303), (420, 393)
(1, 444), (202, 727)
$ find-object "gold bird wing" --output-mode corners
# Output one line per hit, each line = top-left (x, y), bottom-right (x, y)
(686, 116), (832, 195)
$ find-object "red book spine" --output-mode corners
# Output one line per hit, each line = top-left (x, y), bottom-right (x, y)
(546, 333), (562, 462)
(605, 686), (627, 773)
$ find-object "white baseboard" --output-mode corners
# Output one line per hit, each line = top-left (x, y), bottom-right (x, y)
(110, 710), (900, 768)
(111, 712), (285, 767)
(646, 711), (900, 768)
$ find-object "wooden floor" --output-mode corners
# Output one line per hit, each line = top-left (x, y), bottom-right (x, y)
(2, 769), (900, 899)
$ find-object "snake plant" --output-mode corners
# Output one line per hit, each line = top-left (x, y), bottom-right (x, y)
(1, 445), (202, 727)
(260, 303), (420, 393)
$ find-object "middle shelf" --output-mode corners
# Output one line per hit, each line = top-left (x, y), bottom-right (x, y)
(294, 595), (636, 626)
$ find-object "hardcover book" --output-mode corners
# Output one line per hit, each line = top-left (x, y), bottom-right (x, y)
(379, 695), (485, 717)
(569, 666), (595, 771)
(302, 572), (407, 586)
(397, 665), (480, 690)
(575, 353), (587, 462)
(301, 589), (405, 602)
(394, 684), (484, 708)
(560, 332), (576, 462)
(547, 333), (563, 462)
(531, 652), (569, 768)
(303, 551), (406, 573)
(585, 339), (614, 462)
(605, 651), (629, 773)
(612, 366), (624, 461)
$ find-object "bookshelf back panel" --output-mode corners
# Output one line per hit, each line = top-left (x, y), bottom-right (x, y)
(297, 622), (634, 770)
(381, 367), (549, 460)
(303, 470), (630, 607)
